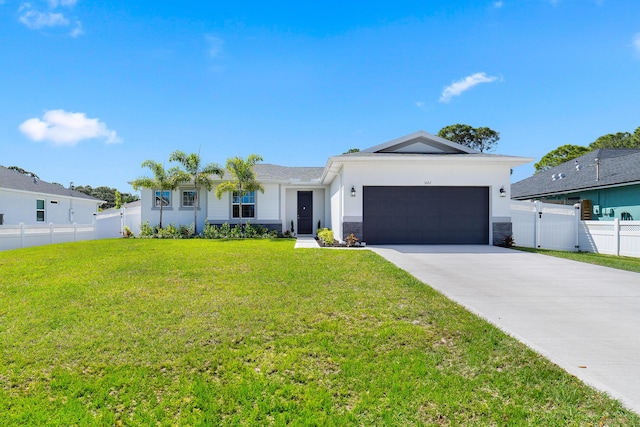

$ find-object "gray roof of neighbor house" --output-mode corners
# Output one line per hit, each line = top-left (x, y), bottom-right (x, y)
(0, 165), (103, 201)
(511, 149), (640, 199)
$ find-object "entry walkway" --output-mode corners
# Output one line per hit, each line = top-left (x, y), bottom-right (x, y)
(294, 236), (319, 248)
(369, 245), (640, 414)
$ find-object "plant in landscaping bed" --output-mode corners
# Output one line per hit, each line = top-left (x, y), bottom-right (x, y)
(139, 221), (155, 237)
(317, 228), (334, 245)
(502, 234), (515, 248)
(345, 233), (359, 247)
(122, 226), (133, 238)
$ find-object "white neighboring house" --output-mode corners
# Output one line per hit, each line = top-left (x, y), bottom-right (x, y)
(138, 131), (532, 245)
(0, 165), (103, 227)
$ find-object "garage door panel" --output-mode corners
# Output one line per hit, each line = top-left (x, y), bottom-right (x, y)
(363, 186), (489, 245)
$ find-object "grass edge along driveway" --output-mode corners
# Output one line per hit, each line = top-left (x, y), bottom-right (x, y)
(0, 239), (637, 426)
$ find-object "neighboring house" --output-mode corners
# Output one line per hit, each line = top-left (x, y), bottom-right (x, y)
(511, 149), (640, 221)
(0, 165), (103, 226)
(138, 131), (531, 245)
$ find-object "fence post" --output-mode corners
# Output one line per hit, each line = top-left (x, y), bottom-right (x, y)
(613, 218), (620, 256)
(535, 200), (542, 248)
(574, 204), (581, 251)
(20, 222), (25, 248)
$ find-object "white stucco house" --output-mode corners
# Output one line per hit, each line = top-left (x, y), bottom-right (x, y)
(0, 165), (103, 226)
(138, 131), (532, 245)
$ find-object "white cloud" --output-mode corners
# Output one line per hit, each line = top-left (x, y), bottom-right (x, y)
(47, 0), (77, 7)
(19, 110), (121, 146)
(205, 34), (224, 58)
(70, 20), (82, 37)
(18, 1), (82, 36)
(633, 33), (640, 54)
(19, 4), (69, 29)
(439, 72), (499, 103)
(493, 1), (503, 8)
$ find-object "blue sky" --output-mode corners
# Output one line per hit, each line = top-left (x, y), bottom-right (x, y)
(1, 0), (639, 193)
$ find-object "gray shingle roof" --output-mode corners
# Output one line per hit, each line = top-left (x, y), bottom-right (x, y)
(219, 164), (324, 182)
(511, 149), (640, 199)
(0, 165), (103, 201)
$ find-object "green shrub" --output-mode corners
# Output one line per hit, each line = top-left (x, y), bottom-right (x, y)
(179, 223), (195, 238)
(317, 228), (334, 245)
(203, 223), (219, 239)
(139, 221), (155, 238)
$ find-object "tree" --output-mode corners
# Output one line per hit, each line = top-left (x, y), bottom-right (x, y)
(343, 148), (360, 154)
(588, 128), (640, 149)
(74, 185), (139, 210)
(8, 166), (39, 178)
(437, 124), (500, 152)
(169, 150), (224, 235)
(115, 191), (122, 209)
(131, 160), (184, 229)
(534, 144), (590, 173)
(215, 154), (264, 234)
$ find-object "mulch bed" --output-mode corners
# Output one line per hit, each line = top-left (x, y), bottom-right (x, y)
(315, 237), (366, 248)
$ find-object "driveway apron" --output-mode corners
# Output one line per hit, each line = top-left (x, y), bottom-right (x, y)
(369, 245), (640, 414)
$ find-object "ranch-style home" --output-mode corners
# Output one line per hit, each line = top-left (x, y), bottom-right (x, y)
(0, 165), (103, 226)
(511, 148), (640, 221)
(138, 131), (532, 245)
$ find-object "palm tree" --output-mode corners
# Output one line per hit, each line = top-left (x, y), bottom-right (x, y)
(169, 150), (224, 235)
(215, 154), (264, 234)
(131, 160), (184, 229)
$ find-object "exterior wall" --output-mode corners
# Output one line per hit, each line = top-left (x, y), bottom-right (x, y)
(207, 184), (229, 221)
(0, 188), (99, 226)
(542, 185), (640, 221)
(257, 184), (280, 221)
(140, 183), (326, 234)
(329, 176), (343, 240)
(333, 159), (512, 243)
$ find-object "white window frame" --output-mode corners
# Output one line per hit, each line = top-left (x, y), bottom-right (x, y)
(181, 190), (197, 208)
(232, 191), (255, 218)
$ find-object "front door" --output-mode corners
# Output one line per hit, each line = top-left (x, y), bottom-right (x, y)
(297, 191), (313, 234)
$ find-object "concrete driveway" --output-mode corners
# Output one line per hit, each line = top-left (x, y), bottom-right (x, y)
(369, 245), (640, 414)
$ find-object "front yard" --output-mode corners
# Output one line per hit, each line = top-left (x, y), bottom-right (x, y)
(0, 239), (637, 426)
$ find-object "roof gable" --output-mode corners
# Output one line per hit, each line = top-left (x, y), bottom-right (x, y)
(361, 130), (479, 154)
(511, 149), (640, 198)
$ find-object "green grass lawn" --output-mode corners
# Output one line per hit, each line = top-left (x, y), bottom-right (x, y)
(516, 247), (640, 273)
(1, 239), (637, 426)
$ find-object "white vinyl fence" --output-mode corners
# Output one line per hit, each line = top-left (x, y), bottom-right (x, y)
(511, 200), (640, 257)
(95, 204), (141, 239)
(0, 223), (95, 251)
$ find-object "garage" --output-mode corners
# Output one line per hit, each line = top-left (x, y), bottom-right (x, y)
(363, 186), (489, 244)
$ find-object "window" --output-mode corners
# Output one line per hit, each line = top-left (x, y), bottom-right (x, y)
(232, 191), (255, 218)
(36, 199), (45, 222)
(154, 190), (171, 208)
(182, 190), (197, 207)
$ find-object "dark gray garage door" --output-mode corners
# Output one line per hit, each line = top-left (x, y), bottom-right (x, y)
(363, 186), (489, 244)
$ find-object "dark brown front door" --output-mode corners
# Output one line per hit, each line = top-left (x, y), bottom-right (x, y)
(297, 191), (313, 234)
